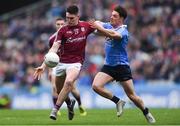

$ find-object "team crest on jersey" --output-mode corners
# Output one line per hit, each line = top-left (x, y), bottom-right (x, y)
(74, 29), (79, 34)
(81, 27), (85, 32)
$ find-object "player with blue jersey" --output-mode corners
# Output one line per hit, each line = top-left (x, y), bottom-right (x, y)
(90, 5), (156, 124)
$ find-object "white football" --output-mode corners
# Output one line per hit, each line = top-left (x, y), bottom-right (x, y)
(44, 52), (59, 68)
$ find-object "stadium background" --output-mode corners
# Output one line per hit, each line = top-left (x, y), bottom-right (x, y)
(0, 0), (179, 111)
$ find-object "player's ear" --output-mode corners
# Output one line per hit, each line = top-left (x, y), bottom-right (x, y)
(77, 15), (80, 19)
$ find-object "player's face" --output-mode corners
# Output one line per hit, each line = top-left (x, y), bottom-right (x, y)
(66, 12), (79, 26)
(55, 20), (65, 30)
(110, 11), (121, 26)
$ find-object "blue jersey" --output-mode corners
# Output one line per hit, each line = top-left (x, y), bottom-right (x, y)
(102, 22), (129, 66)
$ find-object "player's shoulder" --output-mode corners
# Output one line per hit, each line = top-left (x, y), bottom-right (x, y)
(79, 21), (91, 27)
(120, 25), (127, 29)
(119, 25), (128, 32)
(55, 24), (69, 35)
(79, 21), (87, 24)
(58, 24), (68, 31)
(118, 25), (129, 37)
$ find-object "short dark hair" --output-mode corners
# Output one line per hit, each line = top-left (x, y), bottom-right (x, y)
(66, 5), (79, 15)
(114, 6), (127, 20)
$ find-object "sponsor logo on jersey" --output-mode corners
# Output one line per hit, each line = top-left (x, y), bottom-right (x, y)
(67, 36), (86, 43)
(67, 31), (73, 34)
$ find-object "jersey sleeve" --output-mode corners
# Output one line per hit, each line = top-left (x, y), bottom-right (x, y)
(54, 27), (65, 44)
(48, 33), (56, 48)
(117, 27), (128, 38)
(102, 22), (113, 29)
(86, 22), (95, 34)
(49, 38), (53, 48)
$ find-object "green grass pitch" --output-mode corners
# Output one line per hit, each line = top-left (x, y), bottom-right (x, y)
(0, 108), (180, 125)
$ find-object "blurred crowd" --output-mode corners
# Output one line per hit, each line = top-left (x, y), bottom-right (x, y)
(0, 0), (179, 90)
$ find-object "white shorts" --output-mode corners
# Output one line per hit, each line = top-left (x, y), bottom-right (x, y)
(52, 62), (82, 76)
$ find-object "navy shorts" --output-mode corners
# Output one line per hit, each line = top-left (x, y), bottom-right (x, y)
(101, 65), (133, 82)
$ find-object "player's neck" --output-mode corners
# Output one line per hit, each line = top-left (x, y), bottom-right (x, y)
(112, 23), (123, 28)
(112, 20), (123, 28)
(69, 21), (79, 27)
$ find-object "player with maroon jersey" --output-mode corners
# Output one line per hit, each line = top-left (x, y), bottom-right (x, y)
(34, 5), (94, 120)
(49, 17), (87, 117)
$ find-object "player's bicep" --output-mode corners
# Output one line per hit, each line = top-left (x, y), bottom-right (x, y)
(116, 29), (128, 41)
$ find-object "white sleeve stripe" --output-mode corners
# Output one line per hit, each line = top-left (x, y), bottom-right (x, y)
(54, 26), (64, 42)
(49, 32), (57, 40)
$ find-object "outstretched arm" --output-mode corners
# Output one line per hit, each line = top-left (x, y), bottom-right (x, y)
(49, 41), (61, 53)
(92, 21), (105, 36)
(90, 20), (122, 39)
(34, 41), (61, 80)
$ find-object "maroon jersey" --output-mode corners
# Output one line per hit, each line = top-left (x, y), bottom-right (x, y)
(49, 32), (57, 48)
(54, 21), (94, 64)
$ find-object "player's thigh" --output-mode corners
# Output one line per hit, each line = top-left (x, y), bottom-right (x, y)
(92, 72), (113, 87)
(121, 79), (136, 96)
(55, 75), (66, 93)
(65, 67), (80, 84)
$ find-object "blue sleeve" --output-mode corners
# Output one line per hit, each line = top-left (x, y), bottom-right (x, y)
(117, 28), (128, 38)
(102, 22), (113, 29)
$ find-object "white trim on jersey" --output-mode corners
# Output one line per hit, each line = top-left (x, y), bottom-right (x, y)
(49, 32), (57, 41)
(54, 24), (68, 43)
(54, 28), (61, 42)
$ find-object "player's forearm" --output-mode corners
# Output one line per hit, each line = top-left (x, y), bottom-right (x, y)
(92, 21), (107, 36)
(49, 42), (60, 53)
(48, 68), (52, 80)
(93, 29), (105, 36)
(41, 62), (47, 68)
(43, 42), (59, 68)
(98, 29), (115, 37)
(97, 27), (121, 39)
(48, 68), (52, 73)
